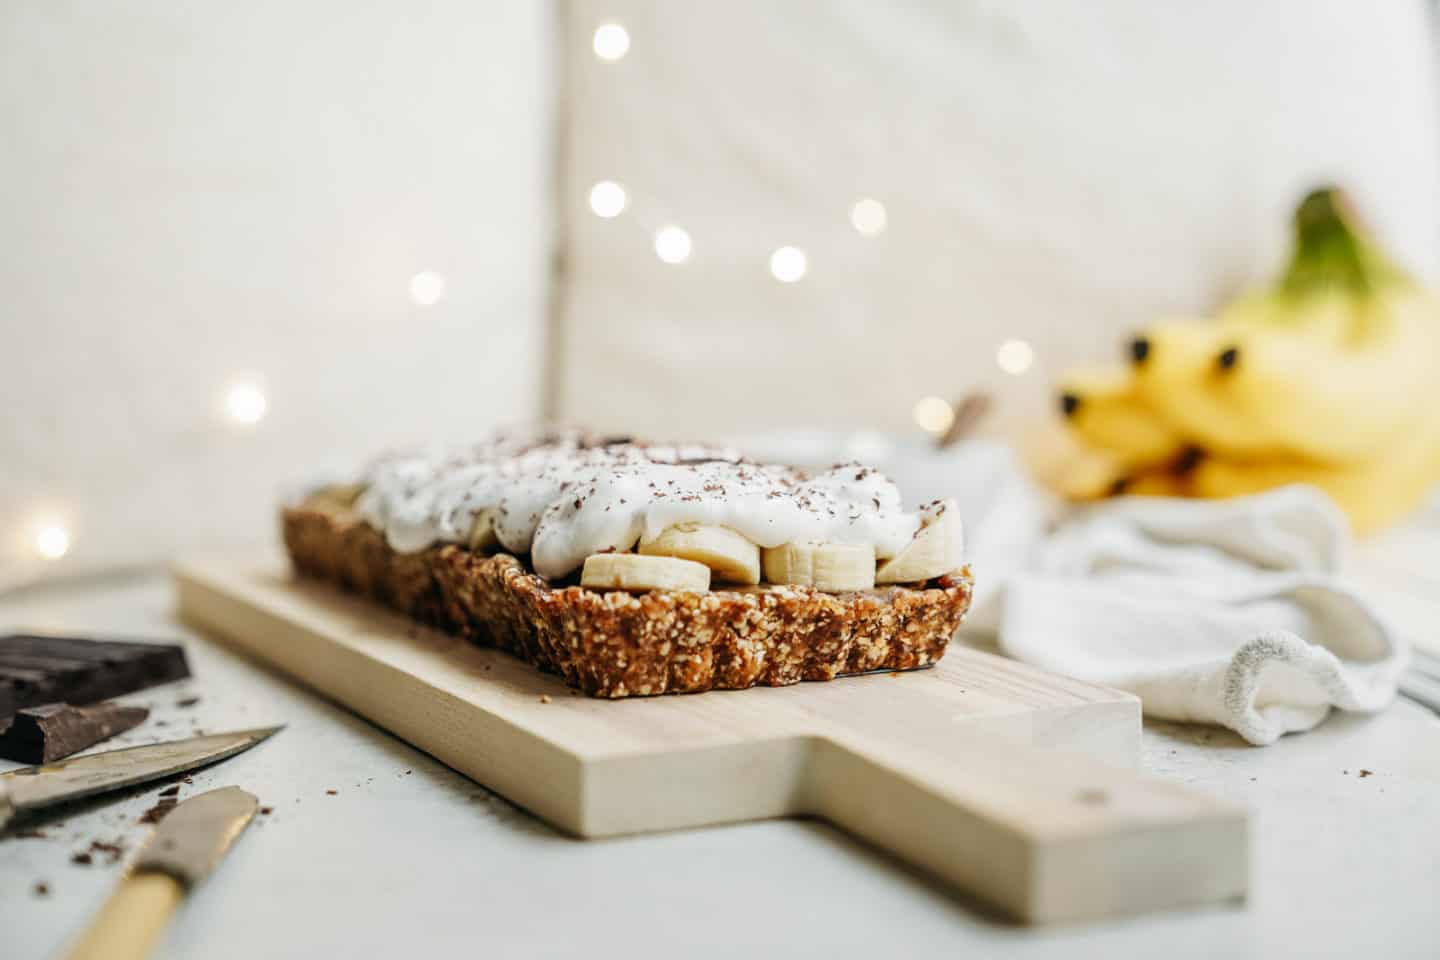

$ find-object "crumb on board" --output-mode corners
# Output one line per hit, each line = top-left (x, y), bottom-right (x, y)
(1359, 769), (1374, 778)
(33, 882), (49, 897)
(326, 789), (338, 796)
(70, 852), (93, 866)
(538, 694), (552, 704)
(175, 696), (201, 708)
(159, 785), (180, 798)
(259, 806), (274, 815)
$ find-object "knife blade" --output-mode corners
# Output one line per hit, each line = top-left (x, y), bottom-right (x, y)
(0, 726), (281, 828)
(131, 785), (259, 888)
(65, 787), (259, 960)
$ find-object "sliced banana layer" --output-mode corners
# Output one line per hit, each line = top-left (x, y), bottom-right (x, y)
(875, 498), (964, 584)
(467, 508), (500, 552)
(639, 523), (760, 585)
(581, 553), (711, 592)
(762, 541), (876, 593)
(313, 483), (366, 509)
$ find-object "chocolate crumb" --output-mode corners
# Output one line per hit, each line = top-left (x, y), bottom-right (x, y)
(175, 696), (201, 708)
(139, 797), (178, 824)
(326, 789), (338, 796)
(33, 882), (49, 897)
(260, 806), (274, 815)
(70, 852), (93, 866)
(404, 769), (412, 775)
(88, 840), (124, 864)
(1359, 769), (1374, 778)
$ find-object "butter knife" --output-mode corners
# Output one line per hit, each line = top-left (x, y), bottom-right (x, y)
(65, 786), (260, 960)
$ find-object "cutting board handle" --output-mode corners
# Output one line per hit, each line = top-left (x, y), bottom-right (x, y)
(803, 733), (1247, 924)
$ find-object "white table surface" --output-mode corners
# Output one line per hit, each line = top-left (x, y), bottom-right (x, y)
(3, 572), (1438, 960)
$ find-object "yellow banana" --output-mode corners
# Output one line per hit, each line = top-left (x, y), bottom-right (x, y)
(1057, 367), (1184, 469)
(1047, 186), (1440, 535)
(1129, 189), (1440, 464)
(1190, 412), (1440, 533)
(1133, 296), (1438, 463)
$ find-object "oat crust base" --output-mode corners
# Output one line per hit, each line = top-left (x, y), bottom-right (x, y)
(282, 504), (974, 698)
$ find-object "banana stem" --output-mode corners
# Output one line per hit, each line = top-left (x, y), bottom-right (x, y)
(1279, 187), (1402, 300)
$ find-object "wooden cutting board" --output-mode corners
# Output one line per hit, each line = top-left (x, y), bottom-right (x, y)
(174, 554), (1247, 925)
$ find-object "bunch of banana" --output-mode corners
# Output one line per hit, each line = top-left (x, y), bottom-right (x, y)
(579, 502), (965, 593)
(1050, 187), (1440, 533)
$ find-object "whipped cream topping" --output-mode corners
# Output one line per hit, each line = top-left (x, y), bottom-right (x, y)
(350, 429), (925, 580)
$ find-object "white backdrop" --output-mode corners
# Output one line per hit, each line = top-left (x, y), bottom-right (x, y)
(0, 1), (554, 587)
(3, 1), (1439, 586)
(557, 0), (1440, 437)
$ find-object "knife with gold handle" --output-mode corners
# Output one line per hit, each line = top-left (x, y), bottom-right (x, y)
(65, 786), (259, 960)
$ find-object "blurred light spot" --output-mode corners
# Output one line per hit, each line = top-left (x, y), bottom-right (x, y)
(769, 246), (807, 283)
(654, 226), (692, 264)
(409, 271), (446, 306)
(589, 181), (627, 218)
(912, 396), (955, 435)
(34, 523), (70, 560)
(996, 338), (1034, 375)
(850, 198), (887, 236)
(225, 380), (268, 426)
(843, 431), (893, 464)
(593, 23), (630, 61)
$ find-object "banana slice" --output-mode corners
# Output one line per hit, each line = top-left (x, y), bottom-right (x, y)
(312, 483), (366, 510)
(875, 499), (964, 584)
(762, 541), (876, 593)
(580, 553), (711, 592)
(639, 523), (760, 585)
(467, 508), (500, 552)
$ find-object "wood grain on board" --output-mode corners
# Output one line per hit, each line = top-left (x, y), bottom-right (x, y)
(175, 554), (1248, 925)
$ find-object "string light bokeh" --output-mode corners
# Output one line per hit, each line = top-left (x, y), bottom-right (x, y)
(769, 246), (807, 283)
(589, 181), (627, 218)
(654, 226), (692, 264)
(409, 271), (446, 306)
(592, 23), (630, 62)
(912, 396), (955, 435)
(850, 198), (887, 236)
(583, 17), (1035, 427)
(224, 379), (268, 427)
(996, 339), (1035, 376)
(33, 522), (70, 560)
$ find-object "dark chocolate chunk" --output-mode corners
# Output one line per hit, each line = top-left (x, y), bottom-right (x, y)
(0, 701), (150, 763)
(0, 634), (189, 729)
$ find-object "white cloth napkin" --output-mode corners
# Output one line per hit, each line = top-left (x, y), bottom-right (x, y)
(993, 485), (1408, 745)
